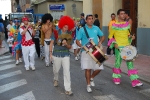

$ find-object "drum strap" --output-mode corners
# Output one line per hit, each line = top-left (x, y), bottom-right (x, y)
(83, 27), (90, 38)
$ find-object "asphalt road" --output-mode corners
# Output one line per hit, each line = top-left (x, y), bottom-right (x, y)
(0, 53), (150, 100)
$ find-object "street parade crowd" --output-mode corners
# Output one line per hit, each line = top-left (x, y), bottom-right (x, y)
(0, 9), (143, 96)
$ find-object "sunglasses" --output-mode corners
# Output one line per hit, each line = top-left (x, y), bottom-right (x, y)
(14, 20), (20, 23)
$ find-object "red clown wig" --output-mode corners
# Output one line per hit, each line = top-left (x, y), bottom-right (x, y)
(58, 16), (74, 31)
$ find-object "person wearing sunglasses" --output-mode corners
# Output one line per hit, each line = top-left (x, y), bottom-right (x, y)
(10, 18), (22, 65)
(76, 14), (105, 93)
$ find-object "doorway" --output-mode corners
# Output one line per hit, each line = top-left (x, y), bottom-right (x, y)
(122, 0), (138, 46)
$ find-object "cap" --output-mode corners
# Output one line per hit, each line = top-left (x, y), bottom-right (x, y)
(22, 17), (29, 22)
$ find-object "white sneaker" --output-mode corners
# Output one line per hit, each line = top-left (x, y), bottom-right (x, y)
(87, 85), (92, 93)
(46, 64), (50, 67)
(25, 67), (30, 71)
(114, 82), (120, 85)
(90, 79), (95, 87)
(75, 57), (78, 61)
(77, 54), (80, 59)
(19, 58), (22, 62)
(54, 80), (58, 87)
(30, 66), (35, 71)
(16, 60), (19, 65)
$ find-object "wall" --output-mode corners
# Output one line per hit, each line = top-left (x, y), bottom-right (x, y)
(37, 2), (48, 14)
(137, 0), (150, 56)
(102, 0), (122, 46)
(83, 0), (92, 15)
(48, 1), (83, 19)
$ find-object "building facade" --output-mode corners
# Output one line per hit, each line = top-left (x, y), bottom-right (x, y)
(31, 0), (83, 20)
(19, 0), (31, 12)
(83, 0), (150, 56)
(11, 0), (17, 12)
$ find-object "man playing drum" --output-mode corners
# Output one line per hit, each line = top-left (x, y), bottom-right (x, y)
(76, 14), (105, 93)
(108, 9), (143, 87)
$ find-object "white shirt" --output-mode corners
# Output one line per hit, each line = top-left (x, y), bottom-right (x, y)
(7, 37), (14, 47)
(20, 27), (33, 41)
(7, 24), (13, 31)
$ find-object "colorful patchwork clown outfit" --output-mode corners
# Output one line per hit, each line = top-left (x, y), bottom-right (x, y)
(108, 21), (143, 87)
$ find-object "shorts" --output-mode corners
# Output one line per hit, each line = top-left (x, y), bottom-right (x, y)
(0, 32), (4, 40)
(81, 51), (104, 70)
(72, 40), (81, 49)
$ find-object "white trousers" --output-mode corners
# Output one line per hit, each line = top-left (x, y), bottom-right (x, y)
(22, 44), (36, 68)
(53, 56), (71, 91)
(44, 39), (51, 65)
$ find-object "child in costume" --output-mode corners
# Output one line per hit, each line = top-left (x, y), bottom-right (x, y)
(7, 32), (14, 54)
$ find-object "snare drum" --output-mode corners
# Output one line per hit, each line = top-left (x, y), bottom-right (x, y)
(83, 40), (108, 65)
(120, 45), (137, 61)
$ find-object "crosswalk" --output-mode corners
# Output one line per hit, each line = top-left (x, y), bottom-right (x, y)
(0, 54), (36, 100)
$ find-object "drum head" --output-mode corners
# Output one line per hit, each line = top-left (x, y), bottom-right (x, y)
(120, 45), (137, 61)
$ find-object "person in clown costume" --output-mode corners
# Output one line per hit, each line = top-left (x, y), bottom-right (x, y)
(20, 17), (36, 71)
(10, 18), (22, 65)
(108, 9), (143, 87)
(50, 16), (74, 96)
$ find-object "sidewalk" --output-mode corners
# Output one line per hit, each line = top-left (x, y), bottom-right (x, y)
(0, 40), (9, 56)
(70, 46), (150, 84)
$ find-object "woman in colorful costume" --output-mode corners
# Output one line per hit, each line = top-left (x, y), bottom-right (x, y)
(50, 16), (74, 96)
(10, 18), (22, 65)
(108, 9), (143, 87)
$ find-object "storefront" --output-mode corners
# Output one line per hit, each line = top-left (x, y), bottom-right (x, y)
(31, 0), (83, 20)
(49, 4), (65, 20)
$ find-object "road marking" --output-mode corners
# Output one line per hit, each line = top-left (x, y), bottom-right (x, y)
(0, 79), (27, 94)
(0, 55), (12, 60)
(93, 95), (120, 100)
(139, 89), (150, 97)
(0, 59), (15, 65)
(11, 91), (36, 100)
(0, 64), (16, 71)
(0, 70), (22, 80)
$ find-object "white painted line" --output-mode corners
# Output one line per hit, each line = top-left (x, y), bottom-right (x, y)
(0, 70), (22, 80)
(139, 89), (150, 97)
(0, 55), (12, 60)
(10, 91), (36, 100)
(0, 64), (16, 71)
(0, 59), (15, 65)
(93, 95), (120, 100)
(0, 79), (27, 94)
